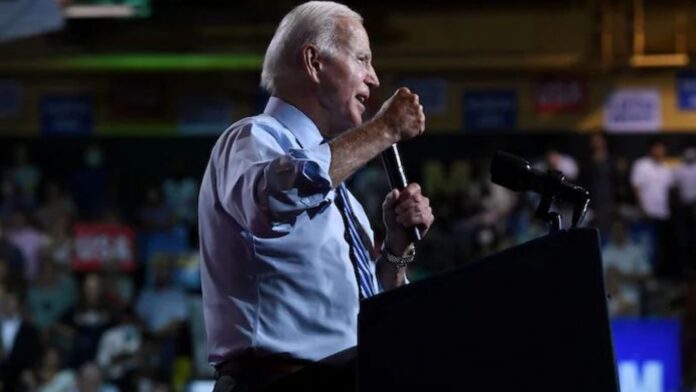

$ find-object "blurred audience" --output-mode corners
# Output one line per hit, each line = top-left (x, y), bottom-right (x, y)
(71, 145), (109, 220)
(36, 181), (76, 231)
(5, 209), (49, 282)
(26, 346), (77, 392)
(139, 187), (174, 232)
(162, 165), (199, 228)
(135, 257), (187, 383)
(0, 289), (43, 391)
(0, 135), (694, 389)
(96, 308), (142, 391)
(580, 133), (617, 233)
(56, 273), (114, 368)
(630, 140), (676, 277)
(673, 147), (696, 277)
(6, 144), (41, 209)
(602, 221), (651, 317)
(75, 362), (118, 392)
(0, 222), (25, 289)
(27, 258), (77, 333)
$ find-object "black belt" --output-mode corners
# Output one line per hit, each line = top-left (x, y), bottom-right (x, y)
(214, 352), (310, 383)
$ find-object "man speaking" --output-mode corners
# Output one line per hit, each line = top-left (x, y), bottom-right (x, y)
(198, 1), (434, 390)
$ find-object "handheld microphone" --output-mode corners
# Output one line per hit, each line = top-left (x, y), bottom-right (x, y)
(381, 144), (422, 242)
(490, 151), (590, 204)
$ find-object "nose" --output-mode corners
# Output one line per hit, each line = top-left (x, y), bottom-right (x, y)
(366, 63), (380, 89)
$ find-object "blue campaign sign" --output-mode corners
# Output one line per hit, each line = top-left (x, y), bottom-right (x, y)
(400, 78), (448, 115)
(41, 95), (93, 135)
(462, 90), (517, 131)
(676, 72), (696, 110)
(612, 318), (681, 392)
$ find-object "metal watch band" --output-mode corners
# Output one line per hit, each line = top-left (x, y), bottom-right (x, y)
(383, 244), (416, 268)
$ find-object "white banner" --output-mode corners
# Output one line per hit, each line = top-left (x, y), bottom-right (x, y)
(603, 89), (661, 133)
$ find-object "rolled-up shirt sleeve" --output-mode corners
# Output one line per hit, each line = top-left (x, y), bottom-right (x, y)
(214, 122), (334, 234)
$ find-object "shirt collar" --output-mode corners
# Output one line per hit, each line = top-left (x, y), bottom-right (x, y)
(264, 96), (324, 148)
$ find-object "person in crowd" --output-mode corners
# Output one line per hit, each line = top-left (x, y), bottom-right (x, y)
(27, 257), (77, 334)
(71, 145), (109, 220)
(25, 346), (77, 392)
(74, 362), (118, 392)
(0, 289), (43, 391)
(673, 147), (696, 276)
(96, 307), (142, 391)
(580, 133), (617, 234)
(135, 257), (187, 383)
(630, 139), (675, 277)
(0, 221), (25, 290)
(35, 181), (76, 231)
(5, 209), (49, 282)
(602, 220), (651, 316)
(5, 144), (41, 208)
(536, 147), (579, 180)
(56, 273), (114, 368)
(198, 2), (433, 390)
(162, 163), (199, 227)
(139, 186), (174, 232)
(43, 212), (74, 271)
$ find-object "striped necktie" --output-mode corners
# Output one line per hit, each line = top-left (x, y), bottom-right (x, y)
(335, 184), (378, 298)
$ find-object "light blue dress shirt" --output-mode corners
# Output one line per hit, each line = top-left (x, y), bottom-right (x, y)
(198, 97), (381, 365)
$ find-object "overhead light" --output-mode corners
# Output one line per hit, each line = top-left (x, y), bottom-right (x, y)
(64, 4), (137, 18)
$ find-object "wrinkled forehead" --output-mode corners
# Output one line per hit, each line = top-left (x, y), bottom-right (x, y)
(334, 16), (371, 54)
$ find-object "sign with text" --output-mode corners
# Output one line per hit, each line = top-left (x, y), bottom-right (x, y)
(612, 318), (681, 392)
(41, 95), (94, 135)
(400, 78), (448, 115)
(603, 89), (661, 132)
(534, 76), (587, 114)
(73, 223), (136, 272)
(676, 72), (696, 111)
(462, 90), (517, 131)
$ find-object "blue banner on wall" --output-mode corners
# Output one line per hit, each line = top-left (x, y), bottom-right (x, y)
(400, 78), (448, 115)
(41, 95), (94, 136)
(676, 71), (696, 111)
(462, 90), (516, 131)
(612, 318), (681, 392)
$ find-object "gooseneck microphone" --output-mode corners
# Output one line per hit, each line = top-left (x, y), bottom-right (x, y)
(490, 151), (589, 204)
(381, 144), (422, 242)
(490, 151), (591, 229)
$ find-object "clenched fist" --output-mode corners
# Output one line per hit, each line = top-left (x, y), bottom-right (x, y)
(382, 183), (434, 257)
(374, 87), (426, 143)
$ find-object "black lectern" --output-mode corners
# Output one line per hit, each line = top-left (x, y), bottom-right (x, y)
(358, 228), (619, 391)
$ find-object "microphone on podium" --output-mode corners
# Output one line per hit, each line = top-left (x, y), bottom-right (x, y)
(381, 144), (422, 243)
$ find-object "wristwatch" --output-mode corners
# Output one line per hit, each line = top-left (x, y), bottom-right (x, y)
(382, 244), (416, 268)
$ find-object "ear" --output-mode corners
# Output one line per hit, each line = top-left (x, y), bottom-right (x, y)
(301, 44), (322, 84)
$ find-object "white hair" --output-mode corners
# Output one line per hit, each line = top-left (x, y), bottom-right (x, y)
(260, 1), (363, 94)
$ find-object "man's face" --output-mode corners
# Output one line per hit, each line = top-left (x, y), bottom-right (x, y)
(650, 143), (666, 161)
(316, 18), (380, 137)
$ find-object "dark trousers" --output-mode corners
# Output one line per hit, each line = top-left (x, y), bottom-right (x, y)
(675, 202), (696, 276)
(651, 218), (678, 278)
(212, 354), (356, 392)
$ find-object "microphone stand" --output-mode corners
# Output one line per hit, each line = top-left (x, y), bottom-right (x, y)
(533, 170), (590, 234)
